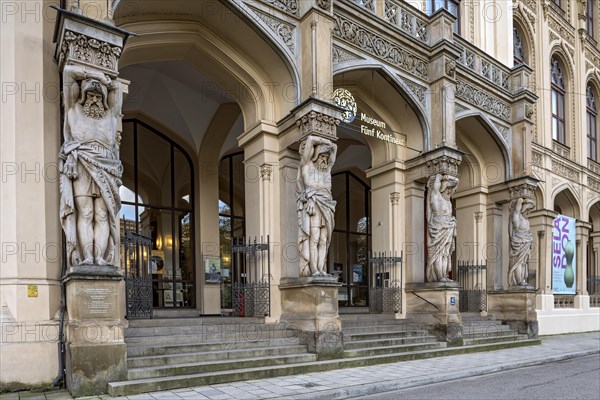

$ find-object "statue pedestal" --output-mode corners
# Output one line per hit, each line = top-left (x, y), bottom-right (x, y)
(406, 284), (463, 346)
(279, 276), (343, 359)
(488, 288), (538, 338)
(64, 266), (127, 397)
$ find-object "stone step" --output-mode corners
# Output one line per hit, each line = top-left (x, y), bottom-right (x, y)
(108, 339), (541, 396)
(128, 345), (310, 368)
(343, 335), (439, 350)
(343, 330), (424, 341)
(125, 329), (297, 346)
(463, 329), (518, 339)
(343, 342), (445, 358)
(342, 325), (429, 335)
(127, 317), (265, 328)
(127, 338), (302, 357)
(463, 335), (529, 345)
(125, 323), (291, 338)
(127, 353), (318, 380)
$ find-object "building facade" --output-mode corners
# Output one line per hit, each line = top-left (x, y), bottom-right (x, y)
(1, 0), (599, 390)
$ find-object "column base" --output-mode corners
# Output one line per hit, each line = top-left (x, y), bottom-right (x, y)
(279, 276), (343, 359)
(488, 289), (538, 338)
(64, 266), (127, 397)
(406, 286), (463, 346)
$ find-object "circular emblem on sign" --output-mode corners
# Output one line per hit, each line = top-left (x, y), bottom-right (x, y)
(332, 88), (357, 123)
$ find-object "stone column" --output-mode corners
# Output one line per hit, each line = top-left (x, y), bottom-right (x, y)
(279, 100), (344, 359)
(486, 203), (504, 290)
(575, 221), (592, 309)
(404, 182), (426, 285)
(53, 7), (131, 396)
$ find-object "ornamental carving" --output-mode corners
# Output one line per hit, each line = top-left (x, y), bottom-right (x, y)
(296, 111), (339, 138)
(548, 14), (575, 47)
(316, 0), (331, 10)
(400, 78), (426, 105)
(381, 0), (428, 43)
(525, 104), (534, 119)
(492, 123), (510, 143)
(59, 31), (122, 73)
(390, 192), (401, 205)
(456, 80), (511, 122)
(332, 14), (429, 80)
(445, 59), (456, 78)
(426, 156), (461, 177)
(260, 164), (273, 181)
(532, 150), (543, 167)
(332, 46), (363, 64)
(253, 10), (295, 53)
(589, 176), (600, 193)
(509, 183), (536, 199)
(260, 0), (299, 16)
(552, 159), (580, 181)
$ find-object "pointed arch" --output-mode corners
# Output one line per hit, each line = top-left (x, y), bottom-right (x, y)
(553, 186), (581, 219)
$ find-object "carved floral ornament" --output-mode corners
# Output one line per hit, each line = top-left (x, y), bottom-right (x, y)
(296, 111), (340, 137)
(261, 0), (299, 16)
(260, 164), (273, 181)
(426, 156), (461, 177)
(60, 30), (122, 72)
(390, 192), (401, 205)
(508, 183), (536, 200)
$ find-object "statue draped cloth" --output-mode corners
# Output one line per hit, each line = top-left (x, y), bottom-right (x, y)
(426, 213), (457, 282)
(296, 187), (336, 277)
(508, 228), (532, 286)
(59, 140), (123, 265)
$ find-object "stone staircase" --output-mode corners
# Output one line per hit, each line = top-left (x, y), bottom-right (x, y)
(107, 314), (540, 396)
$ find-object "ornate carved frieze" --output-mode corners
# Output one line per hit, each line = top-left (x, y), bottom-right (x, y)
(332, 14), (429, 80)
(552, 141), (570, 159)
(332, 46), (363, 63)
(548, 14), (576, 47)
(532, 150), (543, 167)
(259, 0), (299, 16)
(252, 9), (295, 53)
(455, 103), (469, 114)
(589, 176), (600, 193)
(584, 44), (600, 70)
(588, 159), (600, 175)
(296, 111), (339, 138)
(551, 159), (580, 181)
(59, 31), (122, 73)
(455, 41), (509, 92)
(492, 123), (510, 143)
(426, 156), (461, 177)
(509, 183), (536, 199)
(260, 164), (273, 181)
(390, 192), (401, 205)
(455, 80), (511, 122)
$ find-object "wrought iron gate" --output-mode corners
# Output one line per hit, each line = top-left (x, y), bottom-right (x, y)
(121, 230), (153, 319)
(368, 251), (403, 313)
(456, 261), (487, 312)
(232, 236), (270, 317)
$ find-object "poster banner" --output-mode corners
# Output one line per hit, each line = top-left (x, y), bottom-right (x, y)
(552, 214), (576, 294)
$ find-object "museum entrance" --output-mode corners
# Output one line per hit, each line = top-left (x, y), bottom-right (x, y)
(119, 119), (196, 309)
(329, 171), (371, 307)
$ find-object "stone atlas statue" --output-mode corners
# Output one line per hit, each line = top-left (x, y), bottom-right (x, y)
(297, 135), (337, 277)
(59, 64), (123, 268)
(508, 197), (535, 286)
(426, 173), (459, 283)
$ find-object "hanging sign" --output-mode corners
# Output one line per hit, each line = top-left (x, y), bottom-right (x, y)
(333, 88), (406, 147)
(552, 214), (576, 294)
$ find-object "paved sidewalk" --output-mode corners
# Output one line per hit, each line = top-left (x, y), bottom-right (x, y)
(2, 332), (599, 400)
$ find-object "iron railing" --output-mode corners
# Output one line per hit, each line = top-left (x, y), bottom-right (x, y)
(456, 261), (487, 312)
(232, 236), (270, 317)
(368, 251), (403, 313)
(121, 230), (153, 319)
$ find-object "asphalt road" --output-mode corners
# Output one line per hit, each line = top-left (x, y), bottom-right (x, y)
(362, 354), (600, 400)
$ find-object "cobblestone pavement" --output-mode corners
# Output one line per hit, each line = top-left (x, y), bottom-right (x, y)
(2, 332), (598, 400)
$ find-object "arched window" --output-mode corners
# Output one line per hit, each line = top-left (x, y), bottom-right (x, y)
(120, 119), (195, 308)
(513, 27), (525, 65)
(551, 57), (566, 144)
(588, 85), (598, 161)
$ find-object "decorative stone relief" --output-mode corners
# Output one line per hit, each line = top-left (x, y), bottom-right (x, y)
(260, 0), (299, 16)
(455, 103), (469, 114)
(332, 46), (363, 64)
(390, 192), (401, 205)
(492, 123), (510, 143)
(552, 159), (580, 180)
(297, 135), (337, 277)
(332, 14), (429, 80)
(381, 0), (428, 43)
(426, 156), (461, 177)
(532, 150), (543, 167)
(59, 31), (122, 73)
(296, 111), (339, 138)
(548, 14), (576, 46)
(426, 174), (459, 283)
(59, 64), (124, 268)
(252, 9), (295, 53)
(315, 0), (331, 11)
(509, 183), (536, 199)
(508, 197), (535, 287)
(260, 164), (273, 181)
(552, 177), (562, 188)
(399, 77), (426, 105)
(455, 80), (511, 122)
(445, 59), (456, 78)
(525, 104), (534, 119)
(588, 176), (600, 193)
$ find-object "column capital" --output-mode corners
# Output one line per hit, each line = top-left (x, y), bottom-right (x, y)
(507, 176), (540, 201)
(424, 147), (464, 178)
(293, 98), (342, 142)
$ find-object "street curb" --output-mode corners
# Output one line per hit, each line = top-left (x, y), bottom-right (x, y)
(284, 350), (600, 399)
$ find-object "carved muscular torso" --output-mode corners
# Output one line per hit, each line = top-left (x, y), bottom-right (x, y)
(67, 105), (116, 148)
(301, 162), (332, 193)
